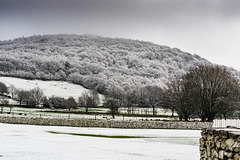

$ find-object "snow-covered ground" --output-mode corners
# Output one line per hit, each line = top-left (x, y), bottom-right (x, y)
(0, 76), (104, 101)
(0, 106), (177, 121)
(0, 76), (177, 118)
(0, 123), (201, 160)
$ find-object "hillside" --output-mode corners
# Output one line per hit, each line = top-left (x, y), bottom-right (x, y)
(0, 34), (224, 94)
(0, 76), (104, 100)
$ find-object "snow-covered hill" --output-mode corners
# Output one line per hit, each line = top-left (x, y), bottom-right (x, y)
(1, 34), (238, 95)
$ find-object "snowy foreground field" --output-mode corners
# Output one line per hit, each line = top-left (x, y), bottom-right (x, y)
(0, 123), (200, 160)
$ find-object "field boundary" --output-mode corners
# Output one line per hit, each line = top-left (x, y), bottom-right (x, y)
(0, 116), (212, 130)
(200, 128), (240, 159)
(213, 119), (240, 128)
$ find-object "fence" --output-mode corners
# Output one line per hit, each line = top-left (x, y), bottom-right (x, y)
(213, 119), (240, 128)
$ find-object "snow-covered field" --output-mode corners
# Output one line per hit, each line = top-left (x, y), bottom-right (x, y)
(0, 76), (177, 118)
(0, 106), (177, 121)
(0, 76), (104, 102)
(0, 123), (201, 160)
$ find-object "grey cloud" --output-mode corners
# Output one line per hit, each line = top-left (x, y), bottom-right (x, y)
(0, 0), (240, 69)
(0, 0), (238, 22)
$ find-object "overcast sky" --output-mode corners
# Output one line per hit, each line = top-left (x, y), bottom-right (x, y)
(0, 0), (240, 69)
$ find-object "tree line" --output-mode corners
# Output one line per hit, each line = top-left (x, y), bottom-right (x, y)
(5, 85), (101, 112)
(0, 64), (239, 122)
(103, 65), (240, 121)
(163, 65), (240, 122)
(0, 82), (103, 115)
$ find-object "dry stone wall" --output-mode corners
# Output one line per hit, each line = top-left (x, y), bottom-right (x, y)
(200, 128), (240, 160)
(0, 116), (212, 130)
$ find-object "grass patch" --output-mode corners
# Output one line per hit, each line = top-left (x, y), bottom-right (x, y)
(48, 131), (149, 139)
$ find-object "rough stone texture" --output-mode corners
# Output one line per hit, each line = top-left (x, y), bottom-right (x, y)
(0, 116), (213, 129)
(200, 128), (240, 160)
(233, 154), (240, 160)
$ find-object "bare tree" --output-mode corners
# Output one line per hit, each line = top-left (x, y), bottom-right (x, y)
(186, 65), (240, 121)
(17, 89), (25, 105)
(165, 65), (240, 122)
(142, 85), (163, 115)
(104, 98), (120, 118)
(104, 85), (124, 118)
(135, 86), (146, 108)
(163, 77), (195, 121)
(16, 87), (44, 107)
(45, 96), (66, 109)
(8, 85), (17, 99)
(89, 90), (100, 107)
(0, 82), (8, 95)
(9, 104), (13, 114)
(217, 97), (237, 120)
(22, 90), (31, 107)
(125, 89), (138, 114)
(78, 91), (91, 112)
(31, 87), (44, 107)
(66, 96), (77, 111)
(78, 90), (100, 112)
(0, 97), (9, 113)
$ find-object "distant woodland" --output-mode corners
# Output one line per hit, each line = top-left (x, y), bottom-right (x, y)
(0, 34), (239, 95)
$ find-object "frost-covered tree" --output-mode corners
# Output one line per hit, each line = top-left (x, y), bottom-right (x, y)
(8, 85), (17, 98)
(0, 34), (213, 96)
(31, 87), (44, 107)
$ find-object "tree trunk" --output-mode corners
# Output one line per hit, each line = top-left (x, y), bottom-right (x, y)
(207, 116), (215, 122)
(171, 108), (174, 116)
(201, 116), (206, 122)
(179, 115), (183, 121)
(112, 106), (115, 118)
(223, 114), (227, 120)
(112, 113), (115, 119)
